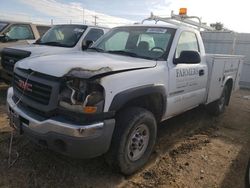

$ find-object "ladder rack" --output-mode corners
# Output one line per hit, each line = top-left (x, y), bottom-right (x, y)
(142, 11), (215, 31)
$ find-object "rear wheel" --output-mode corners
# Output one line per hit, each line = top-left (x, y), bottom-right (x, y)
(106, 107), (157, 175)
(207, 85), (229, 116)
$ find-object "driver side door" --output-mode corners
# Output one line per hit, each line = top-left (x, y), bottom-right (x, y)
(166, 31), (207, 117)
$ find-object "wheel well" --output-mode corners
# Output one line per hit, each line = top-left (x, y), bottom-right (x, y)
(117, 93), (164, 122)
(225, 79), (233, 105)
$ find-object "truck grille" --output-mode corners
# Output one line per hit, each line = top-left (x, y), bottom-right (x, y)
(13, 68), (60, 113)
(13, 73), (52, 105)
(1, 48), (31, 72)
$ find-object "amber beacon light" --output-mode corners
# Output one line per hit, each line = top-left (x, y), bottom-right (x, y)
(179, 8), (187, 15)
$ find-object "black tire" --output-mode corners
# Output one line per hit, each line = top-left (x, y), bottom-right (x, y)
(106, 107), (157, 175)
(207, 85), (229, 116)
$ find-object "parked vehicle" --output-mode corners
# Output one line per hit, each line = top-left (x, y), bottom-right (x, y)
(0, 21), (50, 48)
(0, 24), (109, 83)
(0, 21), (50, 82)
(6, 10), (243, 175)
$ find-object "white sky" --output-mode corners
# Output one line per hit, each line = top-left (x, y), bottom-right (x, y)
(1, 0), (250, 32)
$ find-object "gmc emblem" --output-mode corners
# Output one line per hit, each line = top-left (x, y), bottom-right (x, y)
(18, 80), (32, 92)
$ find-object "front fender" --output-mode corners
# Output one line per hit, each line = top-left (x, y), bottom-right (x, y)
(108, 84), (166, 114)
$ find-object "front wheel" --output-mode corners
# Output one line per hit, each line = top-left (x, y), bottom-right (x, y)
(207, 85), (229, 116)
(106, 107), (157, 175)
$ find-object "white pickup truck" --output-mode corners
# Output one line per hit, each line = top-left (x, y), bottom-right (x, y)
(6, 12), (243, 175)
(1, 24), (108, 83)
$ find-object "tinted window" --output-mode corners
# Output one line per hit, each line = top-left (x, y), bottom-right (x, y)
(36, 25), (51, 37)
(176, 31), (199, 58)
(36, 25), (87, 47)
(84, 28), (104, 42)
(94, 27), (175, 60)
(5, 24), (34, 40)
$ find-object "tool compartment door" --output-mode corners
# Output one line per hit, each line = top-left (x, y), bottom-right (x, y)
(206, 57), (226, 104)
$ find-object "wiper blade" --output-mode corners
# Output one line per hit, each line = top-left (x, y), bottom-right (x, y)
(107, 50), (155, 60)
(107, 50), (138, 57)
(35, 41), (65, 47)
(88, 47), (104, 52)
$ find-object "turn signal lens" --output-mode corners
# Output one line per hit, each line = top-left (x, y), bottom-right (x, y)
(83, 106), (97, 114)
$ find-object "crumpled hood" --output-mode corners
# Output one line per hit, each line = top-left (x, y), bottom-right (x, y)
(16, 52), (157, 78)
(8, 44), (71, 57)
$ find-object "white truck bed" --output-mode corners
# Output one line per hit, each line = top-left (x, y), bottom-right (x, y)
(205, 54), (244, 104)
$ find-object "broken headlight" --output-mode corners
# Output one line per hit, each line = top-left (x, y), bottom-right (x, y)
(59, 78), (105, 114)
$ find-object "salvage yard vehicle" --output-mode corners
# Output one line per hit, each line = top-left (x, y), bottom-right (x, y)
(0, 21), (50, 48)
(0, 21), (50, 81)
(0, 24), (109, 83)
(6, 9), (243, 175)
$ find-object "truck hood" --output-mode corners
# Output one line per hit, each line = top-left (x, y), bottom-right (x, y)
(16, 52), (157, 78)
(0, 41), (33, 52)
(8, 44), (71, 57)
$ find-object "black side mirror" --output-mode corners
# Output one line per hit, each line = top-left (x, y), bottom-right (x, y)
(82, 40), (93, 50)
(174, 51), (201, 64)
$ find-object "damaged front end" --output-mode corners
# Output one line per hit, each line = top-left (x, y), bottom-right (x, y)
(57, 68), (116, 124)
(59, 77), (105, 115)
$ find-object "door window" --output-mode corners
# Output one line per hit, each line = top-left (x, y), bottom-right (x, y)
(175, 31), (199, 58)
(5, 24), (35, 40)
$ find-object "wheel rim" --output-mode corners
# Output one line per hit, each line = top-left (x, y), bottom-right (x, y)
(126, 124), (150, 161)
(218, 89), (226, 110)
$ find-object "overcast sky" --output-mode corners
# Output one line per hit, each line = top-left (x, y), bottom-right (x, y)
(1, 0), (250, 32)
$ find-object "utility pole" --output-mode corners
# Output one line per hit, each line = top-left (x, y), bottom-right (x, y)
(93, 15), (98, 25)
(51, 19), (53, 26)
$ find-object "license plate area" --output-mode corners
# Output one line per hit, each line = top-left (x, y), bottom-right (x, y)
(9, 108), (23, 134)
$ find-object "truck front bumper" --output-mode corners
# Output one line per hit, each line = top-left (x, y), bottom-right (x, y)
(7, 87), (115, 158)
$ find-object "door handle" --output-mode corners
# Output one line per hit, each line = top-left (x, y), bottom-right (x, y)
(199, 69), (205, 76)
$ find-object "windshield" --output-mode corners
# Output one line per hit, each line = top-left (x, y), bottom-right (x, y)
(0, 22), (8, 32)
(36, 25), (87, 47)
(92, 26), (176, 60)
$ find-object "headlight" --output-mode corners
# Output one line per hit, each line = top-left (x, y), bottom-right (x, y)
(59, 78), (104, 114)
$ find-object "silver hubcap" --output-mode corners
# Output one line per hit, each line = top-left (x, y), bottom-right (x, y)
(127, 124), (150, 161)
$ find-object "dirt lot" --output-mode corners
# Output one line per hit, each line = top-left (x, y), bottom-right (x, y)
(0, 83), (250, 188)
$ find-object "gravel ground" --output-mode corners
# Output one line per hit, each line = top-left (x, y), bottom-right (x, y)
(0, 84), (250, 188)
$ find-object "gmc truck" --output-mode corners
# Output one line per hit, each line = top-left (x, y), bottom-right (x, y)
(6, 12), (243, 175)
(1, 24), (109, 83)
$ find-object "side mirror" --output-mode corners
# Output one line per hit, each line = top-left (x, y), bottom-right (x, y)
(82, 40), (93, 51)
(174, 51), (201, 64)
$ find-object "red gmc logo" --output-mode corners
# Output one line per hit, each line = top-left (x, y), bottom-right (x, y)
(18, 80), (32, 92)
